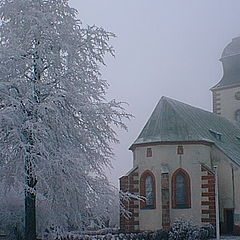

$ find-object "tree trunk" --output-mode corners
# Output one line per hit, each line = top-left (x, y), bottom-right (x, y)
(25, 190), (36, 240)
(24, 156), (37, 240)
(24, 49), (39, 240)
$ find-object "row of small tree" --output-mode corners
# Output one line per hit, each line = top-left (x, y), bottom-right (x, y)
(0, 0), (130, 239)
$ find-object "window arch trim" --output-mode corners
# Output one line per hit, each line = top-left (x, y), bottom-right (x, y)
(140, 170), (156, 209)
(172, 168), (191, 209)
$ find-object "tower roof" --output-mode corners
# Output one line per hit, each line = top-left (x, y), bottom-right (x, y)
(131, 96), (240, 166)
(221, 36), (240, 59)
(212, 36), (240, 90)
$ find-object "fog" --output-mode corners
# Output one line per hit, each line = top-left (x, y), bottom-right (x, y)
(69, 0), (240, 186)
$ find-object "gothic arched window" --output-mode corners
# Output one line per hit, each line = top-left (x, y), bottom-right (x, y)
(140, 170), (156, 209)
(172, 168), (191, 209)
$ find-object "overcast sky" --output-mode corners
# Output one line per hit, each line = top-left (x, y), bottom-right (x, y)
(69, 0), (240, 186)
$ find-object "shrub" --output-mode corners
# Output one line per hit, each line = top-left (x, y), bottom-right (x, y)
(56, 229), (169, 240)
(169, 218), (200, 240)
(199, 224), (215, 239)
(54, 223), (214, 240)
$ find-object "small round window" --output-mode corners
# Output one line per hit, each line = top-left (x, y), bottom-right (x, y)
(235, 91), (240, 100)
(235, 109), (240, 122)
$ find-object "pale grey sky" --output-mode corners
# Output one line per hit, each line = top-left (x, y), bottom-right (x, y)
(69, 0), (240, 186)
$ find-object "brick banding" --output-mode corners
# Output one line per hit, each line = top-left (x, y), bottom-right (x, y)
(120, 168), (140, 233)
(201, 165), (216, 225)
(161, 173), (170, 229)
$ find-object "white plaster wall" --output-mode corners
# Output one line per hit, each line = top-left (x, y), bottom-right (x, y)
(233, 168), (240, 226)
(134, 143), (212, 231)
(218, 160), (234, 222)
(210, 147), (237, 222)
(215, 86), (240, 122)
(133, 150), (138, 167)
(135, 145), (162, 230)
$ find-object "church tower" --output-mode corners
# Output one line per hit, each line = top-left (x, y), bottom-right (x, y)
(211, 37), (240, 123)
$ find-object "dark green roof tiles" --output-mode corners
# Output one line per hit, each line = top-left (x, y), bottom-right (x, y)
(132, 96), (240, 165)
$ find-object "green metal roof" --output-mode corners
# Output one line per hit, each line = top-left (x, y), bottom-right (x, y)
(132, 96), (240, 165)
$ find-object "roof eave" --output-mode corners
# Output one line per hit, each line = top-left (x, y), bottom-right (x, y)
(129, 140), (214, 151)
(211, 83), (240, 91)
(213, 144), (240, 167)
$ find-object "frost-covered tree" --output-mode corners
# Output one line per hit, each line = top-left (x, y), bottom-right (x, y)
(0, 0), (130, 239)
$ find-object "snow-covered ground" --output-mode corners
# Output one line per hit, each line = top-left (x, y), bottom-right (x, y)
(210, 237), (240, 240)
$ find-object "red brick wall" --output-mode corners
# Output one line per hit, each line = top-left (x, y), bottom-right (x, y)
(201, 165), (216, 225)
(120, 169), (139, 232)
(161, 173), (170, 229)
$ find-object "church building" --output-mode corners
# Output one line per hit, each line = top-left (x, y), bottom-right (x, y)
(120, 37), (240, 235)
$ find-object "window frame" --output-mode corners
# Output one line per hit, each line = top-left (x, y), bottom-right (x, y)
(235, 109), (240, 122)
(140, 170), (156, 209)
(146, 147), (152, 157)
(172, 168), (191, 209)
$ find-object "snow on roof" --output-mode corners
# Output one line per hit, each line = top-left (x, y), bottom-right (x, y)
(120, 167), (138, 179)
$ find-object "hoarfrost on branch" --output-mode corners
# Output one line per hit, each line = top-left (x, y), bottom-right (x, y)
(0, 0), (131, 236)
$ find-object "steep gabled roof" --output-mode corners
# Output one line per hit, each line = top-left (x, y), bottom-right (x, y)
(131, 96), (240, 165)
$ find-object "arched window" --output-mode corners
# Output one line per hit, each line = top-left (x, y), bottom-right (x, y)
(172, 168), (191, 209)
(140, 170), (156, 209)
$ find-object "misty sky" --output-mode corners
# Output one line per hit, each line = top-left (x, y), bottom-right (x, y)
(69, 0), (240, 186)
